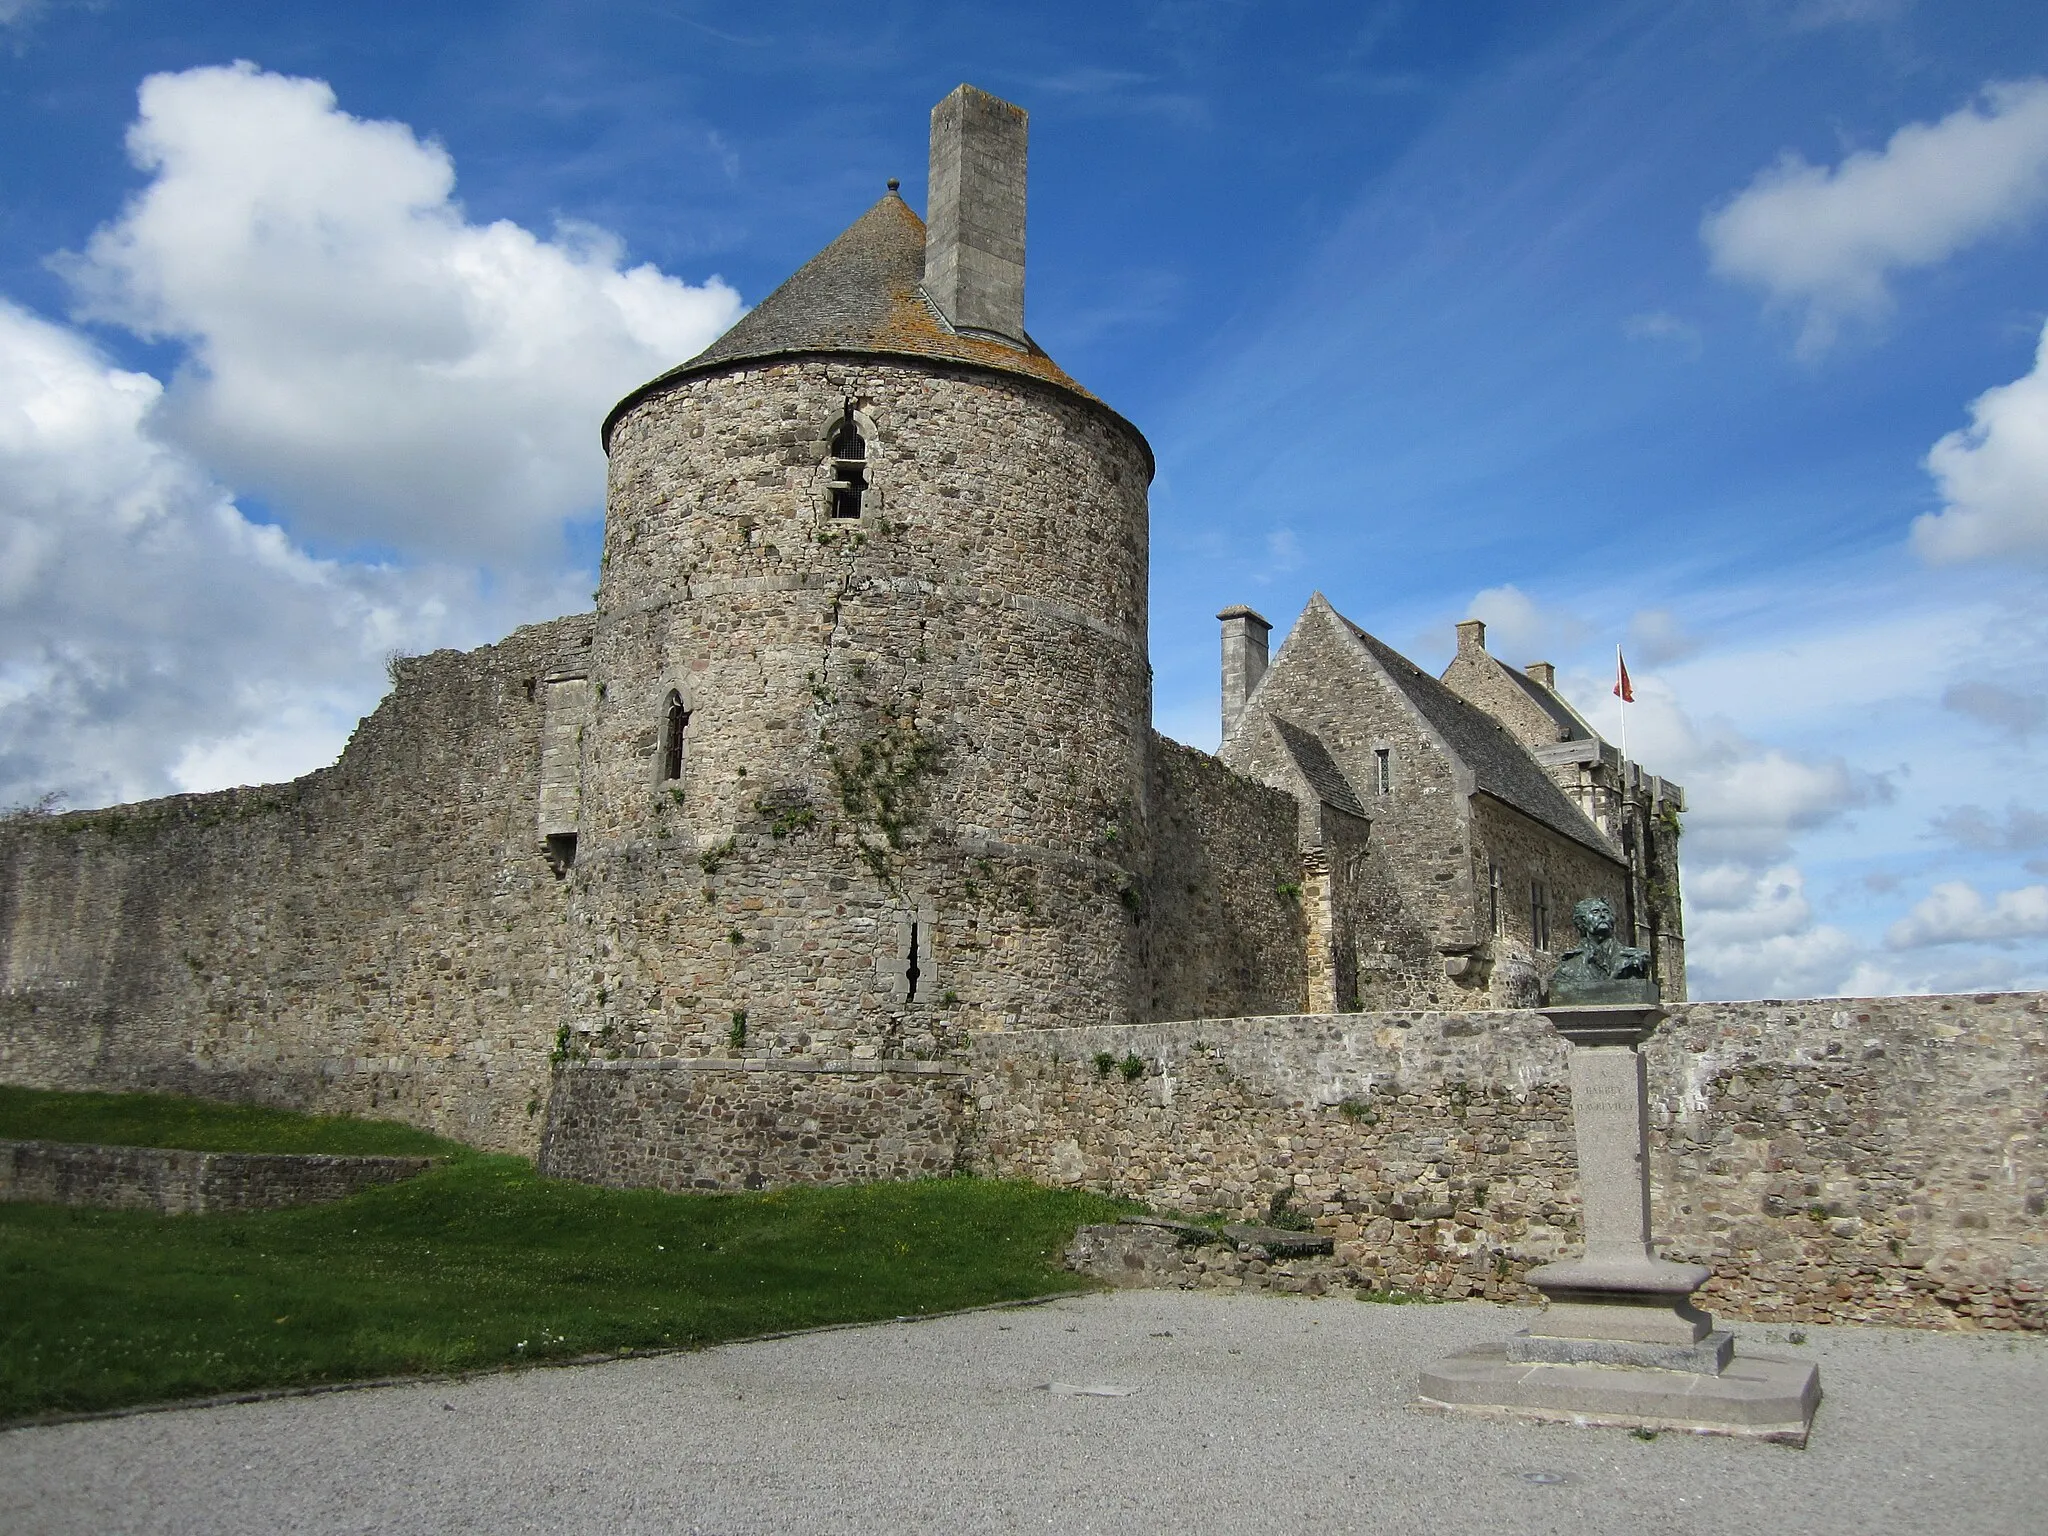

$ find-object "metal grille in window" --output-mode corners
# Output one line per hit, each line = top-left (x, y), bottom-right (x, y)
(1375, 748), (1391, 795)
(827, 409), (867, 519)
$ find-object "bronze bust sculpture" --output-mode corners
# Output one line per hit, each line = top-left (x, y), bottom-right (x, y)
(1546, 896), (1658, 1006)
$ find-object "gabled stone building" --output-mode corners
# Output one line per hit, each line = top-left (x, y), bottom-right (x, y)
(1213, 595), (1682, 1014)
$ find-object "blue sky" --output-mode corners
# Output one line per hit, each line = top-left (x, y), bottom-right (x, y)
(4, 0), (2047, 999)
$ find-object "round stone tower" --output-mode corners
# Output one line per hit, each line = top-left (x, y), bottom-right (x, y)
(563, 86), (1155, 1058)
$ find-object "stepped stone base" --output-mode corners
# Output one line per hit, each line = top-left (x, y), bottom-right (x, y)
(1415, 1343), (1821, 1446)
(1505, 1327), (1734, 1373)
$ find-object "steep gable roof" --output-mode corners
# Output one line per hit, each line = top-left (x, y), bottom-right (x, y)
(1500, 663), (1594, 741)
(1270, 716), (1367, 818)
(603, 192), (1148, 468)
(1324, 603), (1619, 860)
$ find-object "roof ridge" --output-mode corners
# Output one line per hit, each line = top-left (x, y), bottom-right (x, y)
(1333, 609), (1619, 860)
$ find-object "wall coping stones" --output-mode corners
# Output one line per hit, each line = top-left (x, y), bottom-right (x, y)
(0, 1139), (438, 1215)
(558, 1057), (971, 1078)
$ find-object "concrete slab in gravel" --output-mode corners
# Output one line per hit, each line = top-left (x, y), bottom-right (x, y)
(3, 1292), (2044, 1535)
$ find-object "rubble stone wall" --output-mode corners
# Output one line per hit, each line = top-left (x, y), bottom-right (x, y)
(575, 356), (1158, 1056)
(539, 1057), (968, 1191)
(1138, 735), (1306, 1024)
(0, 1138), (435, 1214)
(962, 992), (2048, 1331)
(0, 615), (596, 1155)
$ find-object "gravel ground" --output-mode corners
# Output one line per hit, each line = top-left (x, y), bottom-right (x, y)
(3, 1291), (2043, 1535)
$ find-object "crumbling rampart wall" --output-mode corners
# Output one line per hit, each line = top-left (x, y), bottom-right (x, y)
(0, 615), (594, 1154)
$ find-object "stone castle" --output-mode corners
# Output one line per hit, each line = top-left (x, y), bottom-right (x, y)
(3, 90), (2039, 1333)
(0, 85), (1682, 1154)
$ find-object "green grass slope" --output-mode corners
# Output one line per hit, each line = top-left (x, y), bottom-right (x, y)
(0, 1088), (1125, 1422)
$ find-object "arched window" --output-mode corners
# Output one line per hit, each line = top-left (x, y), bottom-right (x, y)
(827, 408), (867, 519)
(662, 691), (690, 781)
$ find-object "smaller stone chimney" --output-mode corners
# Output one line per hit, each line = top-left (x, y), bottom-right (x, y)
(923, 85), (1028, 346)
(1219, 605), (1272, 740)
(1524, 661), (1557, 690)
(1455, 618), (1487, 656)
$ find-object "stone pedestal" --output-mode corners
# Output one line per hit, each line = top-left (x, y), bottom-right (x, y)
(1415, 1004), (1821, 1445)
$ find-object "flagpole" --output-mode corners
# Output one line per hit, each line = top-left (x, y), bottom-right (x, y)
(1616, 644), (1629, 763)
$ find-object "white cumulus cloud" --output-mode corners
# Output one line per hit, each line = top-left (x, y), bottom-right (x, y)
(1913, 320), (2048, 563)
(1682, 862), (1864, 999)
(0, 299), (581, 810)
(1703, 79), (2048, 355)
(1459, 584), (1587, 667)
(56, 61), (743, 565)
(1886, 881), (2048, 949)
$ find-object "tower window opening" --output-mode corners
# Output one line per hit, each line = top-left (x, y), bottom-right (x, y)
(905, 921), (921, 1003)
(1531, 880), (1551, 952)
(828, 409), (867, 519)
(662, 691), (690, 781)
(1375, 748), (1392, 796)
(1489, 860), (1503, 936)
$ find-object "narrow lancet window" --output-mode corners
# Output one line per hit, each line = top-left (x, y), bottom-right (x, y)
(905, 921), (922, 1003)
(662, 691), (689, 781)
(828, 408), (867, 519)
(1375, 748), (1392, 796)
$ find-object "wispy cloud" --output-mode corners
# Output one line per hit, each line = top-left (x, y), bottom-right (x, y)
(1940, 680), (2046, 737)
(1623, 311), (1702, 357)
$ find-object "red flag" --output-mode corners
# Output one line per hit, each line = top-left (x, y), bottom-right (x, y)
(1614, 649), (1634, 703)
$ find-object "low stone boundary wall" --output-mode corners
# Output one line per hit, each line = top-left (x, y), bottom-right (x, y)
(1066, 1217), (1349, 1296)
(539, 1058), (969, 1192)
(963, 993), (2048, 1331)
(0, 1139), (437, 1214)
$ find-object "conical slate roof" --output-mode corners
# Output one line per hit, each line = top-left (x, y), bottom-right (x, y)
(604, 192), (1136, 455)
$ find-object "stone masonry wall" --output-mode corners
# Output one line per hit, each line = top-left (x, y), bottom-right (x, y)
(1138, 734), (1306, 1024)
(0, 1139), (435, 1214)
(962, 993), (2047, 1330)
(1469, 793), (1631, 1007)
(0, 615), (595, 1155)
(539, 1058), (967, 1191)
(573, 356), (1158, 1055)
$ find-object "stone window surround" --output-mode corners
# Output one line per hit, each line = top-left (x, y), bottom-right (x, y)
(817, 402), (882, 523)
(650, 679), (700, 788)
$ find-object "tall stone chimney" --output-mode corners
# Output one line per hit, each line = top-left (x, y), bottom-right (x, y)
(1219, 605), (1272, 740)
(1455, 618), (1487, 656)
(923, 85), (1028, 346)
(1525, 661), (1557, 690)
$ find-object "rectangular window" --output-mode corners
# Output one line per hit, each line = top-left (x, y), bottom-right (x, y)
(1530, 880), (1550, 951)
(1489, 861), (1503, 936)
(1375, 748), (1391, 796)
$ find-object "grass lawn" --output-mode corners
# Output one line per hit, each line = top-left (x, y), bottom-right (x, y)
(0, 1088), (1126, 1423)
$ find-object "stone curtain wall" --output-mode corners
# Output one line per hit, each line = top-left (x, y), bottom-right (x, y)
(0, 1140), (434, 1214)
(962, 993), (2047, 1330)
(1138, 735), (1306, 1024)
(0, 615), (595, 1155)
(539, 1058), (967, 1191)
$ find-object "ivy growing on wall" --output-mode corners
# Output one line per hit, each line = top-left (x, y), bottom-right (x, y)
(822, 717), (941, 885)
